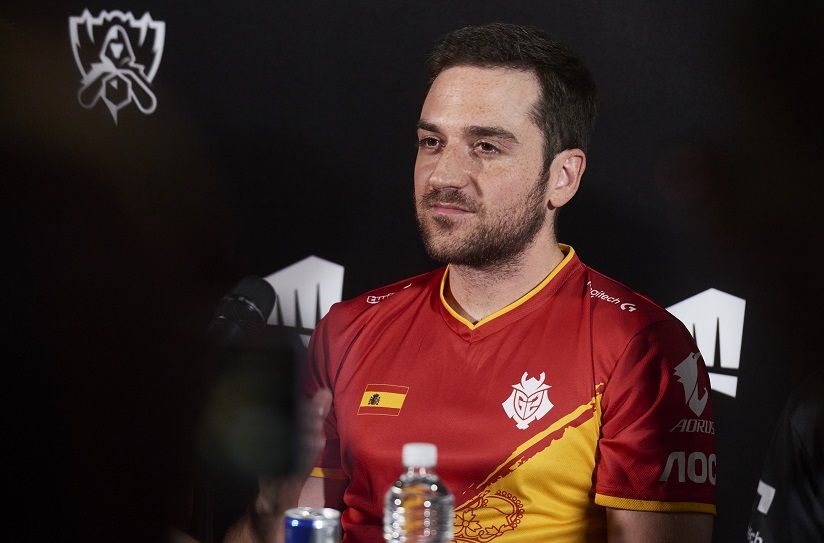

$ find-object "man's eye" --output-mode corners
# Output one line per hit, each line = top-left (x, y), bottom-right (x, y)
(418, 137), (441, 150)
(418, 136), (443, 151)
(476, 141), (499, 154)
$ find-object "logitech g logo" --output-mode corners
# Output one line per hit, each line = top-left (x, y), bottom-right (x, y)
(69, 10), (165, 123)
(588, 281), (637, 312)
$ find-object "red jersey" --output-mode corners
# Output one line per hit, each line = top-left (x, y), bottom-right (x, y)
(306, 245), (716, 542)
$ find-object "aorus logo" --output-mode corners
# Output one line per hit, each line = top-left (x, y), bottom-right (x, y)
(69, 10), (165, 123)
(264, 256), (344, 346)
(667, 288), (745, 398)
(674, 353), (709, 417)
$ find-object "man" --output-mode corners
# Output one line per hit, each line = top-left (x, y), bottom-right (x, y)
(229, 23), (716, 542)
(746, 370), (824, 542)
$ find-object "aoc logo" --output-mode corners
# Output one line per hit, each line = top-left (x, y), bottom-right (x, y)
(658, 451), (716, 485)
(264, 256), (344, 346)
(667, 289), (746, 398)
(69, 10), (165, 124)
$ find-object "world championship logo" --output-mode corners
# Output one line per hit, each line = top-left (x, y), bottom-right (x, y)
(69, 10), (165, 124)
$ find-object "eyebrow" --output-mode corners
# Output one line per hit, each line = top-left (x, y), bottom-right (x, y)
(417, 120), (520, 144)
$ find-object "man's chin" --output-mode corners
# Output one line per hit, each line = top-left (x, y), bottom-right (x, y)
(421, 235), (460, 264)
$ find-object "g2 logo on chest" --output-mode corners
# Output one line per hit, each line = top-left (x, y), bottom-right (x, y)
(502, 372), (553, 429)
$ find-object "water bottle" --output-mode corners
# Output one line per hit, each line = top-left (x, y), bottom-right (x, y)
(383, 442), (454, 542)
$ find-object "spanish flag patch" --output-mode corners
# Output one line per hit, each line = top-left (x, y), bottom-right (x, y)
(358, 384), (409, 416)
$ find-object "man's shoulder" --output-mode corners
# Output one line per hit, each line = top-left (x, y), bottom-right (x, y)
(785, 369), (824, 450)
(582, 265), (684, 336)
(323, 268), (443, 323)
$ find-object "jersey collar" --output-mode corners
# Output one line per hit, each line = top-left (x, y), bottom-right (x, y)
(439, 244), (577, 333)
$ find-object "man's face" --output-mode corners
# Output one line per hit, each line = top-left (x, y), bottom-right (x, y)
(414, 66), (549, 268)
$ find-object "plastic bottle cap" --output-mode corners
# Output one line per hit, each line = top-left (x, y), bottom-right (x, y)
(402, 442), (437, 468)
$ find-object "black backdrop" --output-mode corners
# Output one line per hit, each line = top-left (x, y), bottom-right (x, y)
(2, 2), (822, 542)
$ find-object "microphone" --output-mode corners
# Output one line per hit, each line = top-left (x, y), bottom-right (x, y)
(206, 276), (276, 344)
(193, 275), (291, 542)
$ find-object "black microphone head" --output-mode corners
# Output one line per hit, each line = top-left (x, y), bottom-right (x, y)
(228, 276), (277, 321)
(209, 276), (276, 341)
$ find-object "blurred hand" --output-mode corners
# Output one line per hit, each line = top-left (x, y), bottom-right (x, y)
(224, 388), (333, 543)
(300, 388), (333, 478)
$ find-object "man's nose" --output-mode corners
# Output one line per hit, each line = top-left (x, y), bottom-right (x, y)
(427, 146), (472, 189)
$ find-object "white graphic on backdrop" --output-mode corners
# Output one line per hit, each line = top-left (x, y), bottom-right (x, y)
(264, 256), (344, 346)
(69, 10), (165, 124)
(667, 288), (746, 398)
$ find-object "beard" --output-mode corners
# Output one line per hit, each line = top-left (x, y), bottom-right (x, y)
(415, 177), (549, 269)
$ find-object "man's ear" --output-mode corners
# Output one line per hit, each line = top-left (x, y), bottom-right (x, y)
(546, 149), (586, 209)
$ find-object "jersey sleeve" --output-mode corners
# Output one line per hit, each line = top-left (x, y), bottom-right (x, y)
(595, 319), (716, 514)
(304, 311), (348, 481)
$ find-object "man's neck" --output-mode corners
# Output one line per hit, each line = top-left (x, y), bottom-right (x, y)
(444, 238), (566, 324)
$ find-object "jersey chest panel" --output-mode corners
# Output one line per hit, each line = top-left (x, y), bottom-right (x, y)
(332, 294), (602, 533)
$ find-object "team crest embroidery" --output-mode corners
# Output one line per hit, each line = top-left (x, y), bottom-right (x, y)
(502, 372), (553, 430)
(68, 9), (166, 124)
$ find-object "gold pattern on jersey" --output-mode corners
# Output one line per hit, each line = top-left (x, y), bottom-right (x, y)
(453, 393), (605, 542)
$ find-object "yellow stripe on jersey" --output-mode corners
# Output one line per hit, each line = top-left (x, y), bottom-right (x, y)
(309, 467), (347, 480)
(470, 395), (596, 492)
(453, 395), (606, 542)
(595, 494), (717, 515)
(441, 244), (576, 330)
(358, 391), (407, 409)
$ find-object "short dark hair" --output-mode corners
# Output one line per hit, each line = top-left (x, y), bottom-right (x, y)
(425, 23), (598, 174)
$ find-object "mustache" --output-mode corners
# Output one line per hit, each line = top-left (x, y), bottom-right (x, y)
(419, 188), (479, 212)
